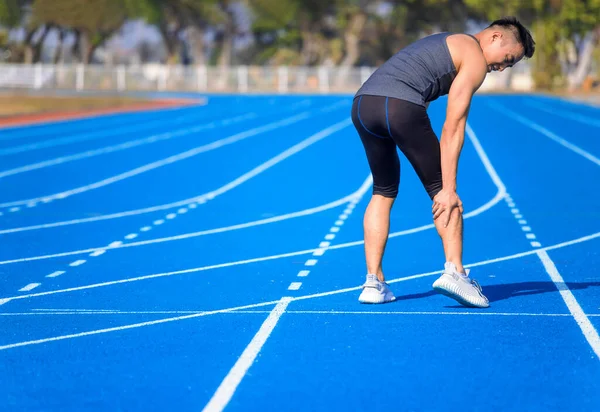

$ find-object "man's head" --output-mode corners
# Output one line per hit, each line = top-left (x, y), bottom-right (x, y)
(478, 16), (535, 73)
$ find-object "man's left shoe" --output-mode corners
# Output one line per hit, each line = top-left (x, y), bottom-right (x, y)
(432, 262), (490, 308)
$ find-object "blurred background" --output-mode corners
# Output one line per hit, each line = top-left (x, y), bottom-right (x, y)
(0, 0), (598, 95)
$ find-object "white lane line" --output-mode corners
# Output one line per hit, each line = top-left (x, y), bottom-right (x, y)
(140, 226), (152, 232)
(0, 116), (351, 234)
(46, 271), (65, 278)
(166, 213), (177, 220)
(0, 180), (368, 266)
(89, 250), (106, 257)
(324, 234), (336, 240)
(305, 259), (318, 266)
(108, 241), (123, 248)
(4, 310), (591, 317)
(2, 228), (599, 306)
(201, 298), (292, 412)
(0, 113), (257, 178)
(537, 250), (600, 358)
(469, 122), (599, 359)
(0, 112), (312, 209)
(1, 231), (599, 349)
(492, 104), (600, 167)
(177, 208), (188, 214)
(319, 241), (330, 248)
(312, 249), (326, 257)
(9, 207), (20, 212)
(153, 220), (164, 226)
(334, 220), (344, 226)
(125, 233), (138, 240)
(19, 283), (41, 292)
(69, 260), (86, 267)
(330, 227), (340, 233)
(287, 282), (302, 291)
(297, 270), (310, 277)
(525, 100), (600, 128)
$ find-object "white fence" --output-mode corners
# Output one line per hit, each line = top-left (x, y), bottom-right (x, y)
(0, 63), (534, 93)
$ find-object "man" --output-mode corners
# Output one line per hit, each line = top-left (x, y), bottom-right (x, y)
(351, 17), (535, 307)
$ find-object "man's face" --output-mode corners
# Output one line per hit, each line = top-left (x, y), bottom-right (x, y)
(483, 30), (525, 73)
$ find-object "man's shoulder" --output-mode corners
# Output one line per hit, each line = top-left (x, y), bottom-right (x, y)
(446, 33), (486, 72)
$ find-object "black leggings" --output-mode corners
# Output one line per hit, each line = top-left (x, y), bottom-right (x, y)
(351, 94), (442, 200)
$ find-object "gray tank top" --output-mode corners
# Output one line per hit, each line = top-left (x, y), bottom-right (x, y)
(355, 32), (458, 107)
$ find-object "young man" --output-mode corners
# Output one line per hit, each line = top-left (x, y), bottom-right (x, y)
(351, 17), (535, 307)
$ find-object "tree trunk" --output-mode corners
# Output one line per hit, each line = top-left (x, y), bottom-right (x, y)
(53, 28), (66, 64)
(33, 24), (52, 63)
(567, 28), (599, 91)
(188, 26), (206, 66)
(159, 23), (180, 64)
(23, 28), (38, 64)
(336, 11), (367, 87)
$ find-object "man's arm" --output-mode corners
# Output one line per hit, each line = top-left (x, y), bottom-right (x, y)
(440, 52), (486, 191)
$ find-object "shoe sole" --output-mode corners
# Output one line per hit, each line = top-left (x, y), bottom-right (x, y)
(432, 282), (489, 308)
(358, 289), (395, 304)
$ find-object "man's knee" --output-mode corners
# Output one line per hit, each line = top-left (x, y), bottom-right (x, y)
(373, 184), (398, 199)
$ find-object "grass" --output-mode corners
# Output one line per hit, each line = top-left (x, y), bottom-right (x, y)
(0, 93), (155, 118)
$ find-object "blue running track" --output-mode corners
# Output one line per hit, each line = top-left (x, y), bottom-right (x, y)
(0, 93), (599, 411)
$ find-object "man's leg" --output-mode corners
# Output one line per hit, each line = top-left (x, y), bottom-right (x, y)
(433, 207), (464, 273)
(386, 97), (488, 307)
(351, 95), (399, 303)
(363, 194), (395, 282)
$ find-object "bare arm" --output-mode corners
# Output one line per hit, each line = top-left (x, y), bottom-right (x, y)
(440, 53), (486, 191)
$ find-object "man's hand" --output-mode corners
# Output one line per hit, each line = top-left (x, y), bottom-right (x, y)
(432, 189), (464, 227)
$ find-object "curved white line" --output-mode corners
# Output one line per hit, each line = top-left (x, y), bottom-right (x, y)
(0, 175), (505, 266)
(0, 112), (312, 208)
(0, 230), (598, 350)
(0, 113), (257, 179)
(0, 176), (370, 265)
(0, 107), (349, 234)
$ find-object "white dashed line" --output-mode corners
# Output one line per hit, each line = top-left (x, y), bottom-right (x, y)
(125, 233), (138, 240)
(108, 241), (123, 248)
(334, 220), (344, 226)
(297, 270), (310, 277)
(178, 208), (188, 214)
(324, 234), (335, 240)
(189, 203), (197, 209)
(288, 282), (302, 291)
(140, 226), (152, 232)
(9, 207), (20, 212)
(330, 227), (340, 233)
(503, 195), (541, 249)
(166, 213), (177, 220)
(27, 202), (37, 208)
(69, 260), (86, 267)
(305, 259), (318, 266)
(46, 271), (65, 278)
(339, 214), (348, 220)
(19, 283), (40, 292)
(312, 249), (326, 257)
(153, 219), (165, 226)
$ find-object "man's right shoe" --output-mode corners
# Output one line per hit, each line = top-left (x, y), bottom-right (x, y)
(358, 274), (395, 304)
(432, 262), (490, 308)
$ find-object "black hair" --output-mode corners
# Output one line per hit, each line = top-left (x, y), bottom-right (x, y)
(488, 16), (535, 58)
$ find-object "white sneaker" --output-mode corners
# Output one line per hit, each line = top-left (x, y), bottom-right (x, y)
(432, 263), (490, 308)
(358, 274), (395, 304)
